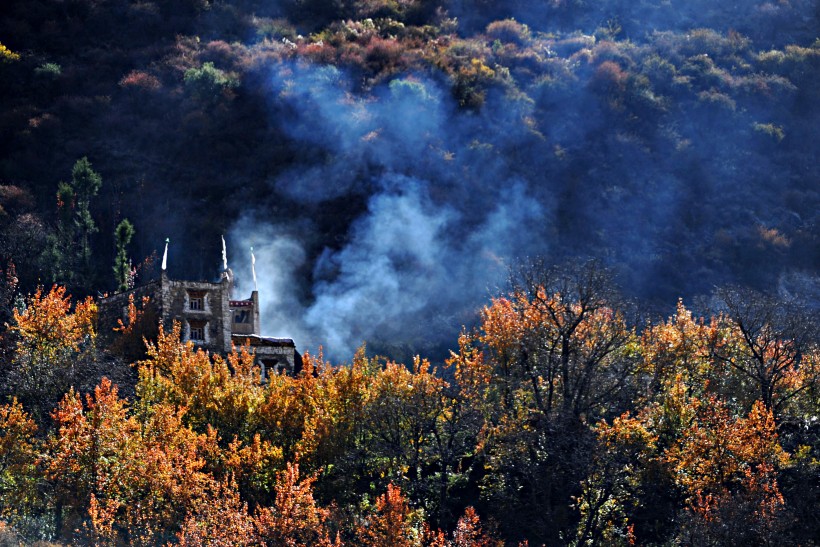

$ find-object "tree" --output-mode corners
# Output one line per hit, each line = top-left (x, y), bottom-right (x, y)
(664, 398), (791, 544)
(361, 358), (448, 507)
(711, 286), (820, 417)
(0, 261), (19, 344)
(483, 259), (638, 421)
(469, 259), (639, 543)
(639, 300), (734, 405)
(45, 158), (103, 292)
(109, 293), (158, 363)
(137, 323), (288, 507)
(137, 323), (268, 442)
(176, 478), (259, 546)
(7, 285), (96, 418)
(46, 377), (219, 544)
(113, 219), (135, 292)
(0, 400), (39, 535)
(183, 62), (238, 103)
(254, 462), (339, 546)
(354, 483), (423, 547)
(45, 378), (136, 540)
(573, 413), (655, 546)
(70, 158), (103, 274)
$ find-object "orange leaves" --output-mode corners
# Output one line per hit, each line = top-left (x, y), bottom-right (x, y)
(7, 281), (812, 545)
(45, 377), (217, 543)
(477, 281), (636, 421)
(664, 397), (789, 535)
(10, 286), (96, 400)
(46, 378), (137, 538)
(177, 464), (338, 547)
(46, 378), (133, 496)
(110, 293), (156, 361)
(448, 332), (492, 392)
(480, 296), (523, 358)
(113, 293), (149, 335)
(139, 323), (266, 441)
(357, 488), (503, 547)
(12, 285), (96, 353)
(255, 462), (338, 546)
(176, 479), (258, 547)
(450, 507), (504, 547)
(356, 483), (421, 547)
(638, 301), (732, 403)
(596, 411), (657, 456)
(641, 301), (709, 372)
(0, 399), (37, 523)
(0, 399), (36, 467)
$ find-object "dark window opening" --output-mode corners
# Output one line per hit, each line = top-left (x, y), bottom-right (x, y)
(260, 359), (282, 382)
(189, 319), (207, 341)
(188, 290), (206, 311)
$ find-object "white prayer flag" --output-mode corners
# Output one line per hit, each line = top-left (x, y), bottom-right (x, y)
(161, 238), (169, 271)
(251, 246), (257, 291)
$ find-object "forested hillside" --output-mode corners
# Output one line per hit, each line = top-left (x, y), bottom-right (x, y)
(0, 263), (819, 545)
(1, 0), (818, 358)
(0, 0), (818, 544)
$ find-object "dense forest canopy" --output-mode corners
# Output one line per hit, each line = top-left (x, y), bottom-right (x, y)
(0, 1), (819, 544)
(0, 0), (818, 360)
(0, 264), (818, 545)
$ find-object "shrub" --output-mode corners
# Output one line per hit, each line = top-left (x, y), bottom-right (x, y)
(119, 70), (161, 91)
(680, 54), (732, 90)
(299, 41), (339, 65)
(590, 60), (627, 93)
(553, 34), (596, 57)
(253, 17), (299, 41)
(202, 40), (243, 68)
(0, 42), (20, 63)
(183, 61), (238, 102)
(352, 0), (404, 19)
(486, 18), (531, 46)
(364, 36), (406, 74)
(697, 89), (736, 111)
(591, 40), (634, 67)
(34, 62), (61, 79)
(753, 122), (785, 143)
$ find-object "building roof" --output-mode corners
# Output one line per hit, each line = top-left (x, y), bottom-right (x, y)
(231, 334), (296, 347)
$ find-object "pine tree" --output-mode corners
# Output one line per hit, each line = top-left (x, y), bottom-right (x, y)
(113, 219), (135, 292)
(44, 157), (103, 292)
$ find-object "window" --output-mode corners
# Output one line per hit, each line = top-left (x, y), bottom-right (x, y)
(260, 359), (281, 383)
(189, 320), (206, 342)
(188, 290), (206, 311)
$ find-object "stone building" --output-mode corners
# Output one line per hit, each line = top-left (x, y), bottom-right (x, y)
(99, 270), (298, 378)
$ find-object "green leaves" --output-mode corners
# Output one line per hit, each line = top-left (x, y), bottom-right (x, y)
(183, 62), (238, 103)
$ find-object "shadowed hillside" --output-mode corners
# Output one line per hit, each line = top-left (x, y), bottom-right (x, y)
(0, 0), (817, 359)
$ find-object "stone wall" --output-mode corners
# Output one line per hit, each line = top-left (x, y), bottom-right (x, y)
(232, 334), (298, 377)
(97, 280), (161, 341)
(160, 273), (233, 353)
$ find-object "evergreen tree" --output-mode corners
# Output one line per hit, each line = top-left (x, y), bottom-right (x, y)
(71, 157), (102, 284)
(113, 219), (135, 292)
(44, 157), (102, 292)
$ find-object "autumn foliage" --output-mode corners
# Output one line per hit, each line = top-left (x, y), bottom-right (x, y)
(0, 272), (817, 544)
